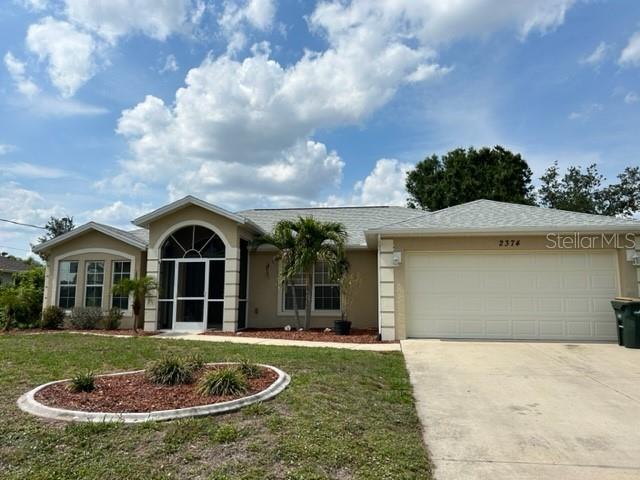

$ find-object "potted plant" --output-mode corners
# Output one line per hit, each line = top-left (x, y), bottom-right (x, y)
(334, 272), (360, 336)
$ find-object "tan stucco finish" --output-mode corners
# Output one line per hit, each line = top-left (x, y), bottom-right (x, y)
(389, 234), (639, 340)
(248, 250), (378, 330)
(43, 230), (145, 328)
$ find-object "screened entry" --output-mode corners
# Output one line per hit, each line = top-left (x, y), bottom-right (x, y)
(156, 226), (248, 331)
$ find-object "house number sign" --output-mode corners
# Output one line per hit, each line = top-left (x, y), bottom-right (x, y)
(498, 239), (521, 247)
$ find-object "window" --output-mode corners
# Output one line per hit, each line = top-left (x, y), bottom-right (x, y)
(85, 261), (104, 307)
(283, 271), (307, 311)
(282, 262), (340, 313)
(313, 262), (340, 311)
(111, 261), (131, 310)
(58, 261), (78, 309)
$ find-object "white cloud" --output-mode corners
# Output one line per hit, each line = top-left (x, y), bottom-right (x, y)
(324, 159), (411, 207)
(219, 0), (276, 33)
(103, 0), (577, 209)
(4, 51), (40, 98)
(86, 200), (151, 227)
(17, 0), (48, 11)
(0, 162), (70, 179)
(26, 17), (97, 97)
(0, 144), (17, 156)
(619, 31), (640, 67)
(580, 41), (608, 67)
(160, 54), (179, 73)
(64, 0), (204, 44)
(624, 91), (639, 104)
(568, 103), (602, 121)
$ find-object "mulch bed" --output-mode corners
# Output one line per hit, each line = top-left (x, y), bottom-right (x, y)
(35, 365), (278, 413)
(202, 328), (393, 343)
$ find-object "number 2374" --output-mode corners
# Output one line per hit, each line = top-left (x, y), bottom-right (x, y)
(498, 239), (520, 247)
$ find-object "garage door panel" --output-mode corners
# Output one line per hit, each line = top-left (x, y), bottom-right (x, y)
(405, 251), (618, 340)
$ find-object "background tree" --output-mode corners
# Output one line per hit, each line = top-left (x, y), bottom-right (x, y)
(406, 146), (536, 210)
(0, 283), (34, 331)
(0, 266), (44, 330)
(34, 216), (75, 260)
(112, 276), (157, 334)
(252, 221), (302, 329)
(538, 163), (640, 216)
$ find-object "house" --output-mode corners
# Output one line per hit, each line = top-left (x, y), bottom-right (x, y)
(32, 196), (640, 341)
(0, 254), (31, 285)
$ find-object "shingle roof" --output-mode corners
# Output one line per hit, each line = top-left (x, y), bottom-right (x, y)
(98, 224), (150, 246)
(239, 206), (424, 246)
(0, 256), (31, 272)
(374, 199), (640, 232)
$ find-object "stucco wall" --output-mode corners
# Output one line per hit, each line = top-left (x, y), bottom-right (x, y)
(390, 234), (639, 340)
(43, 230), (145, 329)
(143, 205), (247, 332)
(247, 249), (378, 330)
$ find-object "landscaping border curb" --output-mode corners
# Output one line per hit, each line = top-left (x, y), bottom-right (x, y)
(17, 363), (290, 423)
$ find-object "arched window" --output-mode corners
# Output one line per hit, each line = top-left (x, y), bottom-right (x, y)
(160, 225), (225, 259)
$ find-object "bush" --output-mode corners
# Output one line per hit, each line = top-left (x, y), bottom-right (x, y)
(146, 355), (203, 385)
(184, 353), (205, 371)
(237, 358), (261, 379)
(41, 305), (65, 329)
(197, 367), (247, 396)
(69, 307), (103, 330)
(104, 307), (123, 330)
(68, 371), (96, 393)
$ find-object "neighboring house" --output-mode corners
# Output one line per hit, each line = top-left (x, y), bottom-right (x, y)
(32, 196), (640, 341)
(0, 255), (30, 285)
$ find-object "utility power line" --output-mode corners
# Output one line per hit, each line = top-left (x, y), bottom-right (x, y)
(0, 218), (46, 229)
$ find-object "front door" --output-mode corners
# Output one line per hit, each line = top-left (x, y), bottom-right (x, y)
(173, 259), (207, 332)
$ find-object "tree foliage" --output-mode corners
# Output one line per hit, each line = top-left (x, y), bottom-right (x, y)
(0, 266), (45, 330)
(35, 216), (75, 260)
(112, 275), (157, 333)
(406, 146), (536, 211)
(539, 163), (640, 216)
(254, 217), (347, 330)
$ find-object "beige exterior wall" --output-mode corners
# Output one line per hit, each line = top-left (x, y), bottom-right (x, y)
(43, 230), (145, 329)
(143, 205), (245, 332)
(247, 249), (378, 330)
(389, 234), (640, 340)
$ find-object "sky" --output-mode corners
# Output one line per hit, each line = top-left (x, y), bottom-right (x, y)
(1, 0), (639, 258)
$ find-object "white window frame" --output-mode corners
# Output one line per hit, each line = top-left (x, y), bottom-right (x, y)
(110, 260), (132, 314)
(84, 261), (104, 308)
(278, 262), (341, 316)
(57, 260), (78, 310)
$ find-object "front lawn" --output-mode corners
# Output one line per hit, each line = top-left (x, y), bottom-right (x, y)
(0, 334), (432, 479)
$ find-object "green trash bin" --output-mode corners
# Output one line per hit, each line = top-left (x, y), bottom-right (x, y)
(611, 299), (640, 349)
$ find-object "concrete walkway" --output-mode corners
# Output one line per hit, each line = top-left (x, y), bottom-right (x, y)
(402, 340), (640, 480)
(154, 332), (401, 351)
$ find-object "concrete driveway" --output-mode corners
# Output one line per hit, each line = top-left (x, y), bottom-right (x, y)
(402, 340), (640, 480)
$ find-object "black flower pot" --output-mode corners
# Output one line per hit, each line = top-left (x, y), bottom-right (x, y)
(334, 320), (352, 336)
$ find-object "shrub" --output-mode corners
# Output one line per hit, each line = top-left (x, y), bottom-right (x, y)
(69, 307), (103, 330)
(104, 307), (123, 330)
(68, 371), (96, 393)
(184, 353), (205, 371)
(197, 367), (247, 396)
(237, 358), (261, 379)
(146, 355), (202, 385)
(41, 305), (65, 329)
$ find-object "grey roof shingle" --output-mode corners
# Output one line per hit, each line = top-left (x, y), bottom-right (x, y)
(0, 256), (31, 272)
(374, 199), (640, 231)
(239, 206), (424, 246)
(97, 224), (150, 245)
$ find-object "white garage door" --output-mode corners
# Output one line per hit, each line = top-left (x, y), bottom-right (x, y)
(405, 251), (619, 340)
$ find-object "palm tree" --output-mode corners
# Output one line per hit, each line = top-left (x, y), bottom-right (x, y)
(252, 220), (302, 328)
(289, 217), (347, 330)
(112, 276), (157, 334)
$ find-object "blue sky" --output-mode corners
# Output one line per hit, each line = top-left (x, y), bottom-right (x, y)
(1, 0), (639, 258)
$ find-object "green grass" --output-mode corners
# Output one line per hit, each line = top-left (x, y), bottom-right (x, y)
(0, 333), (432, 480)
